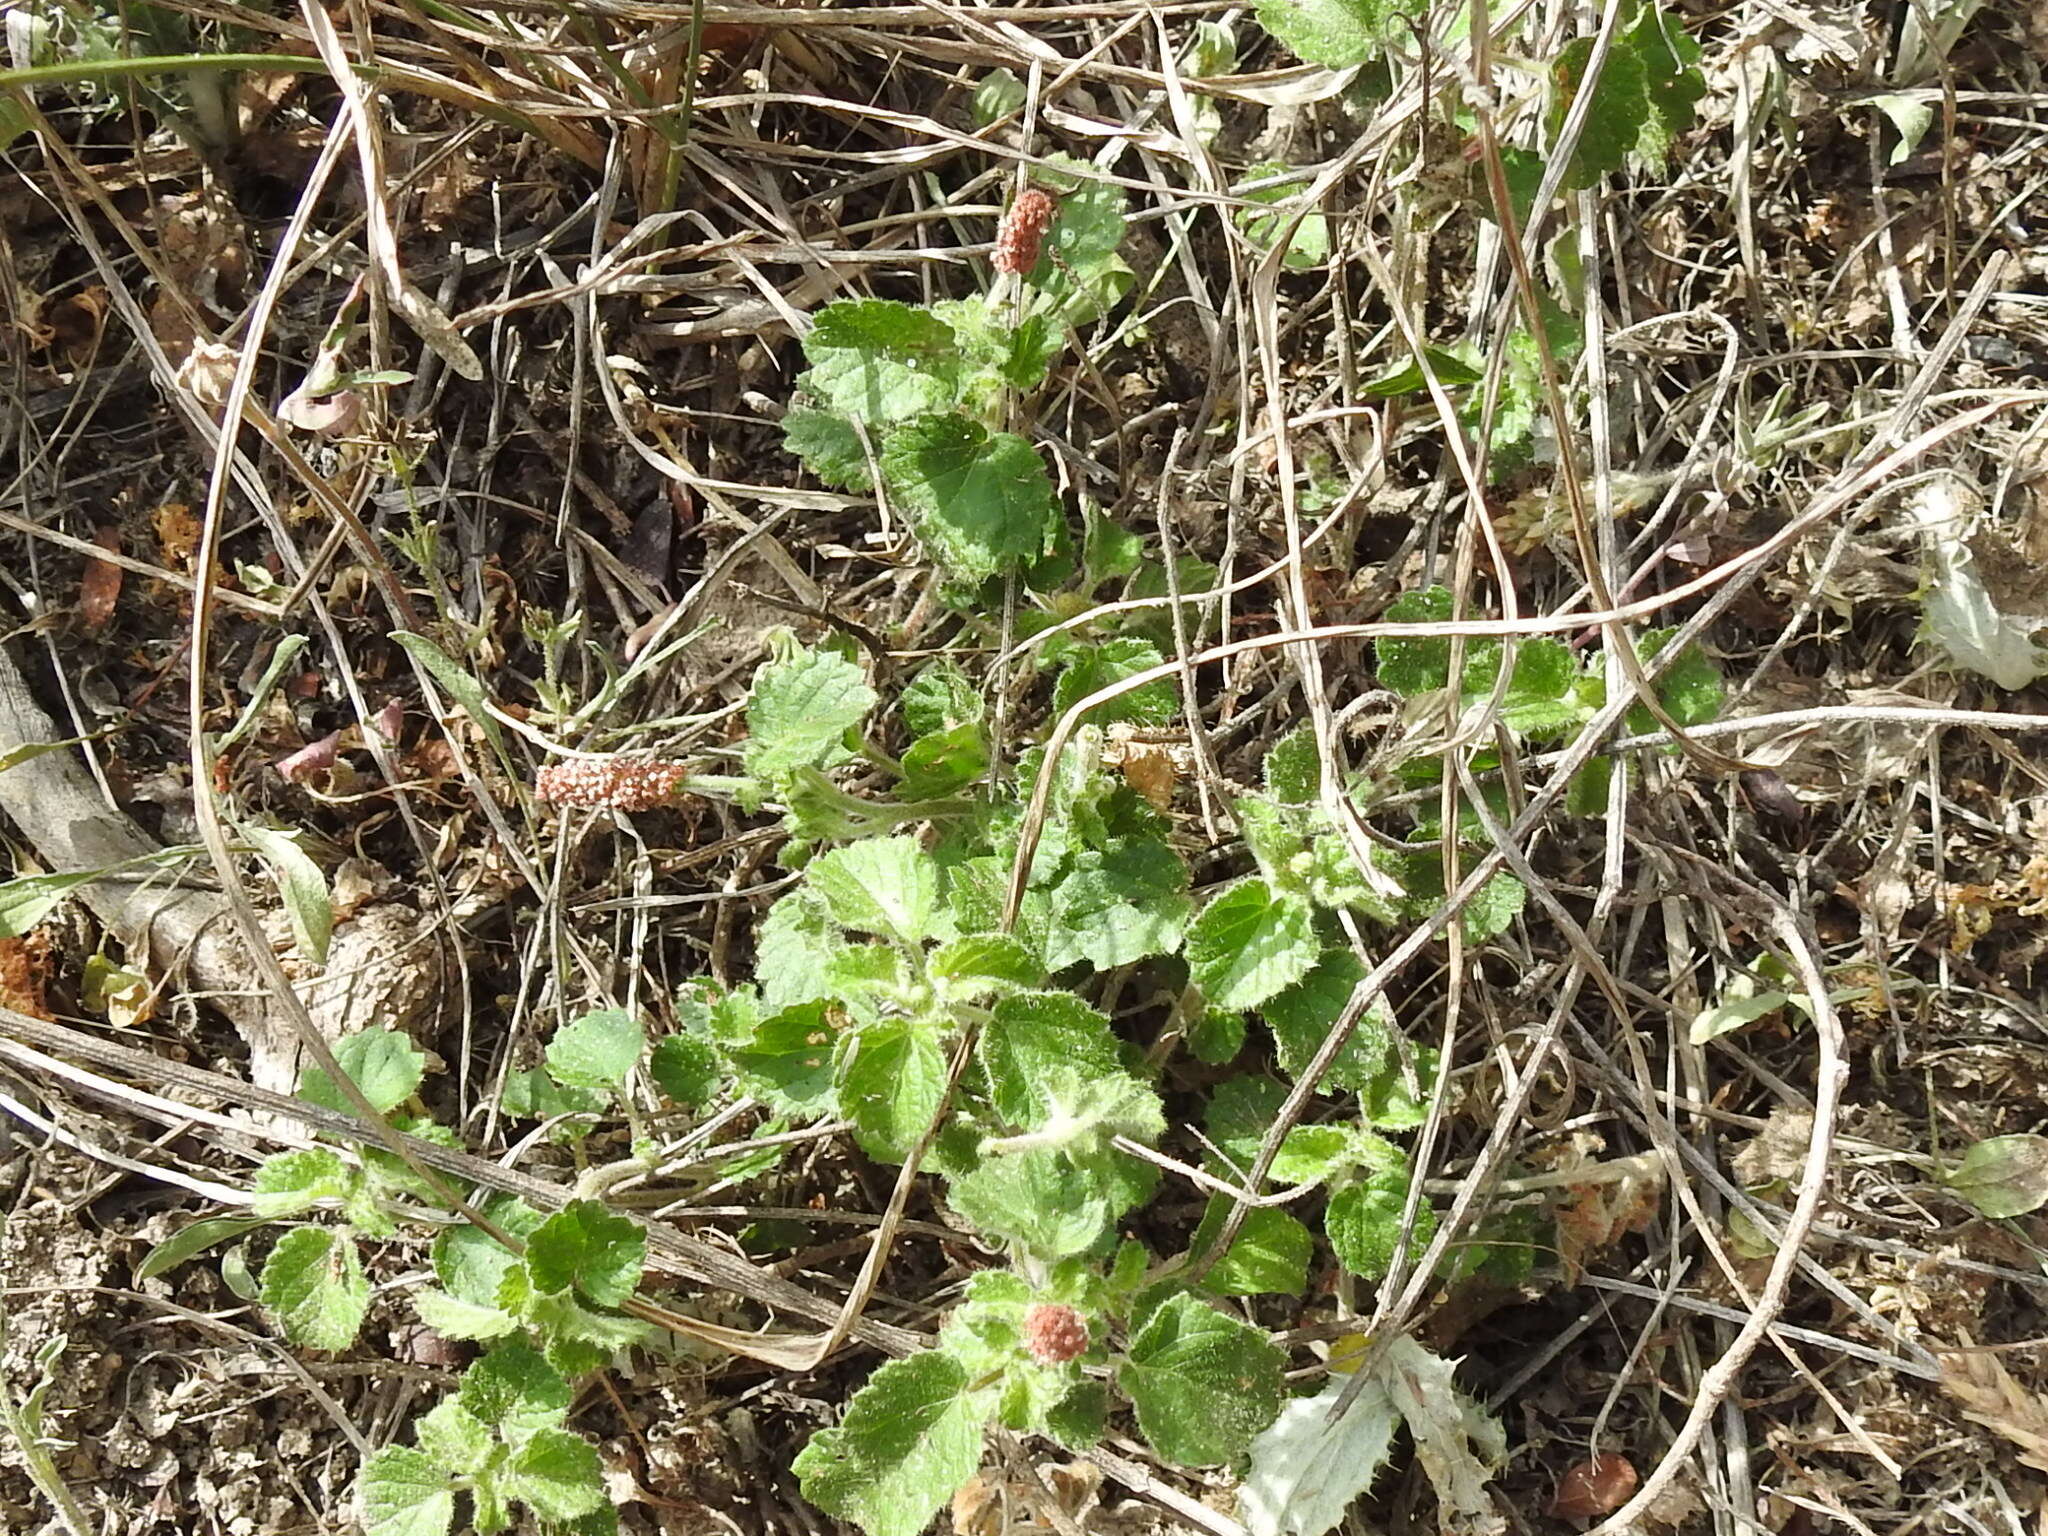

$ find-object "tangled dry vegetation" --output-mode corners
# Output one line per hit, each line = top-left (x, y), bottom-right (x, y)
(5, 0), (2048, 1534)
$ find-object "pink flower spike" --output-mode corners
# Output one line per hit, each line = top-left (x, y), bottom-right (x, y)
(993, 188), (1057, 275)
(1022, 1303), (1089, 1364)
(536, 757), (690, 812)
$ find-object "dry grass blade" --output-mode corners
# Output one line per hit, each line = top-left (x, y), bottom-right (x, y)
(1937, 1349), (2048, 1477)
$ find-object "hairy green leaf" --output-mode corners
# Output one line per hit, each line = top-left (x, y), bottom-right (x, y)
(1117, 1293), (1287, 1467)
(793, 1352), (994, 1536)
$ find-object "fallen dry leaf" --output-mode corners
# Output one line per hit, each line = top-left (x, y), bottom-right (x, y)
(1551, 1453), (1639, 1518)
(78, 525), (123, 631)
(0, 935), (53, 1020)
(153, 502), (201, 571)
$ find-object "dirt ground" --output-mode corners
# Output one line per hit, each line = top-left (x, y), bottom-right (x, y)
(8, 1), (2048, 1535)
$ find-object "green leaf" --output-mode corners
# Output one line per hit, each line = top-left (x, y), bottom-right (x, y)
(260, 1225), (368, 1351)
(901, 661), (983, 738)
(1629, 3), (1708, 160)
(250, 1148), (354, 1217)
(524, 1200), (645, 1307)
(358, 1445), (457, 1536)
(754, 887), (841, 1011)
(1496, 638), (1583, 736)
(1327, 1172), (1436, 1281)
(1260, 949), (1394, 1092)
(841, 1020), (947, 1163)
(900, 721), (988, 799)
(413, 1287), (519, 1341)
(1373, 585), (1457, 697)
(1185, 1008), (1247, 1066)
(434, 1212), (544, 1318)
(391, 632), (507, 757)
(1117, 1294), (1287, 1467)
(1052, 638), (1177, 726)
(973, 67), (1027, 125)
(784, 405), (875, 491)
(650, 1033), (720, 1107)
(1460, 872), (1526, 943)
(744, 639), (878, 783)
(725, 1001), (842, 1113)
(1203, 1077), (1366, 1187)
(1186, 879), (1319, 1011)
(1082, 502), (1145, 590)
(1361, 347), (1487, 399)
(1263, 726), (1323, 804)
(240, 823), (333, 966)
(931, 296), (1061, 401)
(135, 1214), (272, 1282)
(1235, 162), (1331, 271)
(946, 1145), (1139, 1260)
(500, 1067), (603, 1127)
(929, 934), (1043, 1000)
(416, 1398), (495, 1476)
(300, 1026), (426, 1115)
(799, 299), (964, 425)
(880, 413), (1059, 581)
(1358, 1044), (1439, 1130)
(1943, 1134), (2048, 1219)
(1022, 164), (1132, 322)
(1551, 34), (1647, 189)
(807, 835), (947, 946)
(793, 1352), (994, 1536)
(978, 992), (1122, 1129)
(545, 1009), (644, 1092)
(1040, 841), (1192, 972)
(1043, 1379), (1112, 1449)
(1633, 628), (1723, 730)
(1191, 1198), (1311, 1297)
(460, 1342), (572, 1436)
(1254, 0), (1425, 66)
(1549, 4), (1704, 189)
(502, 1427), (608, 1520)
(0, 871), (97, 939)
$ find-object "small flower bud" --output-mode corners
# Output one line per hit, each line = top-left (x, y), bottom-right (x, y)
(1022, 1303), (1089, 1364)
(993, 188), (1058, 275)
(536, 757), (688, 811)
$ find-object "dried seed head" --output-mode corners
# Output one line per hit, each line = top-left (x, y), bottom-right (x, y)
(1022, 1303), (1089, 1364)
(536, 757), (689, 811)
(993, 188), (1058, 275)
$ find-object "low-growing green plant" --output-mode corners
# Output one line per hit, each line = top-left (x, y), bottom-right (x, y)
(781, 156), (1129, 587)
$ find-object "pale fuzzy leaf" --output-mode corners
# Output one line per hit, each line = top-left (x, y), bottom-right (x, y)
(242, 823), (333, 966)
(1380, 1335), (1507, 1532)
(1239, 1368), (1399, 1536)
(1913, 477), (2048, 690)
(1243, 1336), (1504, 1536)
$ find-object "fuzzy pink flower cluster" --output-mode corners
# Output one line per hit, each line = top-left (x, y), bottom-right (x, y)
(1022, 1303), (1089, 1364)
(536, 757), (689, 811)
(993, 188), (1058, 275)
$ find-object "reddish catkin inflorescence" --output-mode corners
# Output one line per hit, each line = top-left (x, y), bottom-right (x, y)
(993, 188), (1058, 275)
(536, 757), (689, 812)
(1021, 1303), (1089, 1365)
